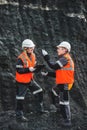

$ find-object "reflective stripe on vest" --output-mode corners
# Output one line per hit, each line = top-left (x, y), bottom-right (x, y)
(56, 53), (74, 84)
(61, 57), (74, 71)
(16, 51), (36, 83)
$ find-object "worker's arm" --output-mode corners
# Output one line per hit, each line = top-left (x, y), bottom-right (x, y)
(47, 71), (56, 77)
(41, 71), (56, 77)
(16, 58), (32, 74)
(41, 56), (67, 77)
(42, 49), (68, 70)
(44, 55), (68, 70)
(16, 58), (37, 74)
(16, 59), (45, 74)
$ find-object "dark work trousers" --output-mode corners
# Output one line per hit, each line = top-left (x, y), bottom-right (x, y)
(52, 84), (71, 121)
(16, 80), (43, 116)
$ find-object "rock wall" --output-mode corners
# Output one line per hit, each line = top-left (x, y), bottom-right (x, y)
(0, 0), (87, 112)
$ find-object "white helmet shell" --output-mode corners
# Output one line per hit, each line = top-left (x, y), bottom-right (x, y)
(57, 41), (71, 52)
(22, 39), (35, 49)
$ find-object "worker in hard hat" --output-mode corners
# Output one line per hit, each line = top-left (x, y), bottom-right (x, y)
(15, 39), (46, 121)
(41, 41), (74, 126)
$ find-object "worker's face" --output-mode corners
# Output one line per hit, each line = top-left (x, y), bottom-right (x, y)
(26, 47), (35, 54)
(57, 47), (67, 56)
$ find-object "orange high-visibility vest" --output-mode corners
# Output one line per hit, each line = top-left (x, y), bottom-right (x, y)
(16, 51), (36, 83)
(56, 53), (74, 85)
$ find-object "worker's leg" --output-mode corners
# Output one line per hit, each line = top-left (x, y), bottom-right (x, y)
(48, 86), (59, 112)
(29, 80), (46, 113)
(59, 84), (71, 126)
(51, 86), (59, 105)
(16, 82), (28, 121)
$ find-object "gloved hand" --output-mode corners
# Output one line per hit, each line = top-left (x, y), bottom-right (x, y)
(41, 71), (48, 76)
(29, 67), (36, 72)
(42, 49), (48, 56)
(42, 49), (50, 61)
(34, 64), (45, 73)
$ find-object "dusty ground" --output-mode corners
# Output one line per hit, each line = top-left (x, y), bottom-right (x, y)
(0, 97), (87, 130)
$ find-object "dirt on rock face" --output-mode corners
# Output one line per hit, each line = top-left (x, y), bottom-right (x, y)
(0, 0), (87, 130)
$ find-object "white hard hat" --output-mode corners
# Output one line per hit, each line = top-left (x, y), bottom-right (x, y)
(57, 41), (71, 52)
(22, 39), (35, 49)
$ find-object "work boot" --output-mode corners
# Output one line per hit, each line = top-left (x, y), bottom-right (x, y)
(16, 115), (28, 122)
(50, 104), (57, 113)
(37, 102), (49, 114)
(20, 116), (28, 122)
(16, 110), (28, 122)
(62, 119), (72, 127)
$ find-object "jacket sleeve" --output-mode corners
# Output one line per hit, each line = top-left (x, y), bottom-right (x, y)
(47, 71), (56, 77)
(44, 55), (68, 70)
(16, 58), (31, 74)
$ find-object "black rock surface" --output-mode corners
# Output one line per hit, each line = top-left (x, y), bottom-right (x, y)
(0, 0), (87, 130)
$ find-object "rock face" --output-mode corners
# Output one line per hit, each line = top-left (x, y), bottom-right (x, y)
(0, 0), (87, 130)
